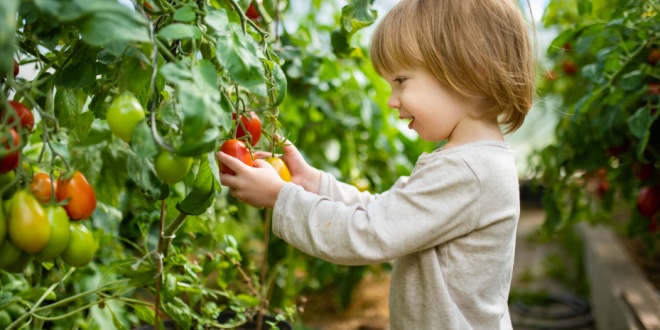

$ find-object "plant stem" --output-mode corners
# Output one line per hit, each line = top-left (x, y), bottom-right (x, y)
(162, 212), (188, 256)
(154, 199), (167, 330)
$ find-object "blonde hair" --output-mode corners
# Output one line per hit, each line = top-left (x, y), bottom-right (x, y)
(370, 0), (535, 134)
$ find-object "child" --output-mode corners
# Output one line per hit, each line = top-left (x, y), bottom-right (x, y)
(218, 0), (535, 328)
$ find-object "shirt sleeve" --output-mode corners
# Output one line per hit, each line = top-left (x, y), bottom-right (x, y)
(272, 155), (481, 265)
(317, 171), (409, 207)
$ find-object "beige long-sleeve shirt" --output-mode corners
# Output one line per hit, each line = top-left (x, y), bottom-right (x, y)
(272, 140), (519, 329)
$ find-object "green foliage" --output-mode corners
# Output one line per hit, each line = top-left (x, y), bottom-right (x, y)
(533, 0), (659, 252)
(0, 0), (439, 328)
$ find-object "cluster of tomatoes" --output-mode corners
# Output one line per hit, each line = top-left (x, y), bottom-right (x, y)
(0, 171), (98, 273)
(219, 111), (291, 182)
(0, 59), (97, 273)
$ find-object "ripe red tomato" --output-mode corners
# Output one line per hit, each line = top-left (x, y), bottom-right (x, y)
(30, 172), (58, 204)
(637, 186), (660, 218)
(0, 129), (19, 174)
(562, 59), (577, 75)
(13, 60), (19, 77)
(563, 42), (572, 51)
(245, 2), (259, 20)
(265, 157), (292, 182)
(649, 214), (658, 233)
(234, 111), (262, 145)
(219, 139), (254, 175)
(56, 171), (97, 220)
(648, 82), (660, 96)
(648, 49), (660, 66)
(8, 190), (50, 254)
(632, 162), (654, 181)
(2, 101), (35, 131)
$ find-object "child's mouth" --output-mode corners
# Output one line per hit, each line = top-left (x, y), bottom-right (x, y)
(408, 117), (415, 129)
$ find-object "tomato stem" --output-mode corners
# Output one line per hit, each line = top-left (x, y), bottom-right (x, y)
(154, 199), (167, 330)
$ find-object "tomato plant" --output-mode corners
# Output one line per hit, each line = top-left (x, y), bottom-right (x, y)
(107, 93), (146, 142)
(0, 128), (19, 174)
(219, 139), (254, 175)
(29, 172), (57, 204)
(0, 239), (23, 270)
(234, 111), (262, 146)
(154, 150), (193, 185)
(533, 0), (660, 252)
(7, 190), (50, 254)
(266, 157), (291, 182)
(59, 222), (95, 268)
(56, 171), (97, 220)
(35, 205), (71, 261)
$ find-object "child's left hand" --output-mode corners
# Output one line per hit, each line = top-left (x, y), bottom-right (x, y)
(217, 151), (286, 208)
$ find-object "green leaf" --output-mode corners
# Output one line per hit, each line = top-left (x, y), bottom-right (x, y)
(55, 60), (96, 89)
(76, 1), (150, 46)
(157, 23), (202, 40)
(133, 305), (155, 326)
(619, 70), (643, 91)
(340, 0), (377, 34)
(271, 61), (287, 107)
(176, 156), (216, 215)
(54, 89), (79, 129)
(127, 154), (163, 202)
(119, 56), (152, 95)
(234, 294), (260, 307)
(627, 105), (652, 139)
(130, 120), (159, 158)
(162, 297), (192, 329)
(577, 0), (592, 16)
(73, 112), (95, 143)
(173, 4), (197, 22)
(0, 0), (19, 74)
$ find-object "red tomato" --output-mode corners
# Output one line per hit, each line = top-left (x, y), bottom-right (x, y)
(648, 82), (660, 96)
(245, 3), (259, 20)
(648, 49), (660, 66)
(56, 171), (97, 220)
(637, 186), (660, 218)
(30, 172), (58, 204)
(234, 111), (262, 145)
(0, 129), (19, 174)
(632, 162), (654, 181)
(13, 60), (19, 77)
(1, 101), (35, 131)
(562, 59), (577, 76)
(219, 139), (254, 175)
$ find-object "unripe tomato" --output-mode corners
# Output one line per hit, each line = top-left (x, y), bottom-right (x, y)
(107, 93), (145, 142)
(0, 128), (19, 174)
(637, 186), (660, 218)
(154, 151), (193, 185)
(0, 310), (11, 329)
(8, 190), (50, 254)
(234, 111), (262, 145)
(219, 139), (254, 175)
(2, 100), (35, 131)
(56, 171), (97, 220)
(60, 222), (96, 268)
(265, 157), (291, 182)
(30, 172), (58, 204)
(0, 239), (23, 269)
(36, 206), (71, 261)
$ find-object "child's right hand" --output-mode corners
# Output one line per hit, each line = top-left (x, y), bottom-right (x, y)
(257, 138), (321, 194)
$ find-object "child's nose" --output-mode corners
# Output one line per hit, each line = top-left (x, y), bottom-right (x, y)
(387, 95), (400, 109)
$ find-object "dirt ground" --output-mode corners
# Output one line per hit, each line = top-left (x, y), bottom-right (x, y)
(300, 205), (590, 330)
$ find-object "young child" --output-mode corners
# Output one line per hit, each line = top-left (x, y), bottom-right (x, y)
(218, 0), (535, 328)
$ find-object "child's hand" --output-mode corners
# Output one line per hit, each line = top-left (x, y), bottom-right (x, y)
(217, 152), (285, 208)
(256, 139), (321, 194)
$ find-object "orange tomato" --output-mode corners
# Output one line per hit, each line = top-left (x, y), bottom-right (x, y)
(30, 172), (57, 204)
(56, 171), (97, 220)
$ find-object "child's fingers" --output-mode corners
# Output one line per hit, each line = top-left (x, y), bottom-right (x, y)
(216, 151), (249, 175)
(254, 151), (282, 159)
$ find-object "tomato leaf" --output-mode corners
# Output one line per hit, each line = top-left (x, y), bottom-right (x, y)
(173, 4), (197, 22)
(76, 1), (150, 46)
(340, 0), (377, 34)
(619, 70), (643, 91)
(0, 0), (19, 74)
(132, 305), (156, 327)
(74, 112), (96, 143)
(54, 89), (79, 129)
(55, 59), (97, 89)
(627, 105), (653, 139)
(577, 0), (592, 16)
(157, 23), (202, 40)
(162, 297), (192, 330)
(176, 156), (216, 215)
(130, 120), (159, 158)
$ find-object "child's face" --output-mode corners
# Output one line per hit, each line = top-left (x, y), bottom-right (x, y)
(383, 66), (473, 142)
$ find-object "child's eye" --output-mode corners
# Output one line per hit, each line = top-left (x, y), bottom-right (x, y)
(393, 77), (406, 85)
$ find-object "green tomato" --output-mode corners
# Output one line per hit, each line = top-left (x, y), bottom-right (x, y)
(8, 191), (50, 254)
(0, 310), (11, 329)
(107, 93), (145, 142)
(154, 151), (193, 185)
(0, 239), (22, 269)
(60, 222), (96, 268)
(36, 206), (71, 261)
